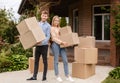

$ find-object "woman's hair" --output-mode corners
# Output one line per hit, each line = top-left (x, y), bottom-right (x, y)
(51, 15), (60, 27)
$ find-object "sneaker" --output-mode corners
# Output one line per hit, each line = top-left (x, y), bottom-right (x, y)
(56, 77), (63, 82)
(66, 76), (74, 82)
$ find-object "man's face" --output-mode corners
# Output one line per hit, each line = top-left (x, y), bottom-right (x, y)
(41, 14), (48, 22)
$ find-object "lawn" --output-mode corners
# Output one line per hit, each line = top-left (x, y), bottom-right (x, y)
(102, 77), (120, 83)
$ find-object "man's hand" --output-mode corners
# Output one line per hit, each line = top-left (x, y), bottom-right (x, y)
(36, 41), (41, 45)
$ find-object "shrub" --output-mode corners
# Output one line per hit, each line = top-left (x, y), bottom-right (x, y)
(0, 54), (12, 73)
(102, 67), (120, 83)
(8, 54), (28, 71)
(109, 67), (120, 79)
(60, 17), (67, 27)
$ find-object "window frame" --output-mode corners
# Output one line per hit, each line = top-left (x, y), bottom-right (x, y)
(92, 4), (110, 42)
(73, 8), (79, 33)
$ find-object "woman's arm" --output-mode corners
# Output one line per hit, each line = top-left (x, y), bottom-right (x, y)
(51, 27), (63, 45)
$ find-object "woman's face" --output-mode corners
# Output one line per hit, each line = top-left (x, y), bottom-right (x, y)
(53, 18), (60, 27)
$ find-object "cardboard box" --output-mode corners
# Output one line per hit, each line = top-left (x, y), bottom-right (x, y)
(19, 28), (45, 49)
(29, 56), (54, 73)
(74, 47), (98, 64)
(60, 26), (72, 36)
(78, 36), (95, 48)
(72, 62), (95, 79)
(16, 17), (43, 35)
(60, 33), (79, 48)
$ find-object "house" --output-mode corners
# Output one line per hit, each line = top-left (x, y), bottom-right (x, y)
(18, 0), (120, 67)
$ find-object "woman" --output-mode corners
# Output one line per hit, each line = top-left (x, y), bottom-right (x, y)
(51, 16), (74, 82)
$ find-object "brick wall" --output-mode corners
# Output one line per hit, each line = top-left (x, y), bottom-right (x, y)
(68, 0), (111, 65)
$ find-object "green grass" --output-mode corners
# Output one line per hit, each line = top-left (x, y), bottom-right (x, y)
(102, 77), (120, 83)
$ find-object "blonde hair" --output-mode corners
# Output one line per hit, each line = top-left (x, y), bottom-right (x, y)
(51, 15), (60, 27)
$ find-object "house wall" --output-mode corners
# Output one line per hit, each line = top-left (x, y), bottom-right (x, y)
(69, 0), (110, 65)
(69, 0), (110, 35)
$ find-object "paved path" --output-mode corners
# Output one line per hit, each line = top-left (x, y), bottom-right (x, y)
(0, 63), (114, 83)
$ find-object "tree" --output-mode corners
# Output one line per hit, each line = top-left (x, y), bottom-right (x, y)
(0, 9), (18, 44)
(60, 17), (67, 27)
(112, 5), (120, 46)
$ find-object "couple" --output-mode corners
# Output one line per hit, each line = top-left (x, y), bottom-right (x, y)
(27, 10), (74, 82)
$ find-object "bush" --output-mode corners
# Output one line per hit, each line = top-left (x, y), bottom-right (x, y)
(0, 42), (32, 73)
(60, 17), (67, 27)
(112, 5), (120, 46)
(102, 67), (120, 83)
(0, 54), (12, 73)
(8, 54), (28, 71)
(1, 42), (32, 58)
(109, 67), (120, 79)
(0, 54), (28, 72)
(102, 77), (120, 83)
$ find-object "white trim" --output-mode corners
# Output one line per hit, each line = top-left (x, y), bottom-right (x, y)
(102, 15), (104, 40)
(94, 13), (110, 16)
(96, 40), (110, 42)
(93, 4), (110, 7)
(73, 8), (79, 32)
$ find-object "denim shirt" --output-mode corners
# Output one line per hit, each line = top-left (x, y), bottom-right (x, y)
(38, 21), (51, 46)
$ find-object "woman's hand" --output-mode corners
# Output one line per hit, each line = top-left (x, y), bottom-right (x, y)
(61, 42), (68, 46)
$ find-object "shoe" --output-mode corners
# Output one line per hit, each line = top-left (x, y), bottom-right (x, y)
(66, 76), (74, 82)
(26, 77), (37, 80)
(56, 77), (63, 82)
(42, 77), (46, 81)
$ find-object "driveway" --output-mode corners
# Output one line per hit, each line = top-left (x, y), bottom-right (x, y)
(0, 63), (114, 83)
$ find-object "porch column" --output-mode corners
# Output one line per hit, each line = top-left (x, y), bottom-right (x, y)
(110, 0), (120, 67)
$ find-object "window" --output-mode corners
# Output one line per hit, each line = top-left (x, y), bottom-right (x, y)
(73, 9), (79, 33)
(93, 5), (110, 41)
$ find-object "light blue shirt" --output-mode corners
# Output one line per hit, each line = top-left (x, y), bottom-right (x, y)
(38, 21), (51, 46)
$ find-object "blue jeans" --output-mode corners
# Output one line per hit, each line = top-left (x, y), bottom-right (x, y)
(51, 42), (69, 76)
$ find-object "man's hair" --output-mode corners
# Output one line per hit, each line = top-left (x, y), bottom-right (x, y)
(41, 10), (49, 16)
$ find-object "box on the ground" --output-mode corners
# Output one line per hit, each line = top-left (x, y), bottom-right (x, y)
(60, 33), (79, 48)
(29, 56), (54, 73)
(60, 26), (72, 36)
(19, 28), (45, 49)
(16, 17), (44, 35)
(78, 36), (95, 48)
(74, 47), (98, 64)
(72, 62), (95, 79)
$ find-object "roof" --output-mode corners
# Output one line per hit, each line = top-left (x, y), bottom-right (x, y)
(18, 0), (78, 17)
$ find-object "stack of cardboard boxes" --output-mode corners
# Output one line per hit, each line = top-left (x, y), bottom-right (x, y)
(59, 26), (79, 48)
(16, 17), (54, 73)
(16, 17), (45, 49)
(72, 36), (98, 79)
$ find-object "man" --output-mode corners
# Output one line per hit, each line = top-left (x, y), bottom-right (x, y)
(27, 10), (51, 81)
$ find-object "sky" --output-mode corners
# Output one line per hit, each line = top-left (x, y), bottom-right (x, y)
(0, 0), (22, 20)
